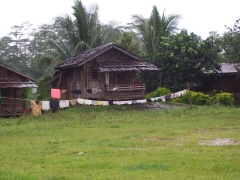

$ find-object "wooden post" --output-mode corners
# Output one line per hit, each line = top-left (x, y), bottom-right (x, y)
(105, 72), (109, 91)
(11, 88), (16, 117)
(57, 71), (62, 89)
(187, 81), (192, 109)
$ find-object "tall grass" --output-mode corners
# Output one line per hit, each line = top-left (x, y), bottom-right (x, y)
(0, 104), (240, 179)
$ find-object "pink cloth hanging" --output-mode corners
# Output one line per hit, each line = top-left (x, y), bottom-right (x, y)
(51, 88), (61, 99)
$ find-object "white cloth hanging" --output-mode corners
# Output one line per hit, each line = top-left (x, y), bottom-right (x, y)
(59, 100), (69, 108)
(31, 88), (37, 94)
(42, 101), (50, 111)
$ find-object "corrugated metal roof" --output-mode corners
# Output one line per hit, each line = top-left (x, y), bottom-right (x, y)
(98, 60), (158, 72)
(0, 78), (38, 88)
(220, 63), (239, 73)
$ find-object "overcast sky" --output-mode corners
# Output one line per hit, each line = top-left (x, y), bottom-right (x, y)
(0, 0), (239, 39)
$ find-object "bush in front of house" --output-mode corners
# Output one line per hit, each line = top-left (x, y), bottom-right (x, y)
(173, 90), (212, 105)
(215, 92), (234, 106)
(145, 87), (171, 99)
(146, 88), (234, 106)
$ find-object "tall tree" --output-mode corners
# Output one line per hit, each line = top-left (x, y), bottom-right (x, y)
(0, 22), (38, 77)
(131, 6), (181, 91)
(132, 6), (181, 52)
(219, 19), (240, 63)
(33, 0), (120, 78)
(144, 30), (221, 92)
(115, 32), (141, 55)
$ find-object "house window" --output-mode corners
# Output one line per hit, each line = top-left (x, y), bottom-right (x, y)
(76, 68), (81, 82)
(91, 68), (98, 80)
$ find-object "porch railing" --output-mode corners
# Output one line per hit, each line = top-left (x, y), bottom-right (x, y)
(106, 84), (145, 92)
(103, 83), (145, 100)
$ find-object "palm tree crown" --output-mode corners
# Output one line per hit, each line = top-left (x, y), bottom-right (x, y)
(132, 6), (181, 52)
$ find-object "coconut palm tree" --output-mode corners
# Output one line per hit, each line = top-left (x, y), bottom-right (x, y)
(52, 0), (121, 55)
(130, 6), (181, 92)
(34, 0), (120, 78)
(52, 0), (101, 55)
(132, 6), (181, 52)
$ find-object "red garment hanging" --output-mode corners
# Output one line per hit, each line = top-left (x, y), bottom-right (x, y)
(51, 88), (61, 99)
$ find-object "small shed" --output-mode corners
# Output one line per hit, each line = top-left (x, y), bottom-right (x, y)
(202, 63), (240, 102)
(0, 62), (38, 117)
(49, 43), (158, 100)
(203, 63), (240, 92)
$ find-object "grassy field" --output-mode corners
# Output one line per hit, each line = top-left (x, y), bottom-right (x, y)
(0, 103), (240, 180)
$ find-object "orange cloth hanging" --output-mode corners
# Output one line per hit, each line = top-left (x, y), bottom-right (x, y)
(61, 89), (67, 94)
(30, 100), (42, 116)
(69, 99), (77, 106)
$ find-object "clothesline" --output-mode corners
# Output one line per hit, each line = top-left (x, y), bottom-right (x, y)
(1, 89), (187, 104)
(149, 89), (186, 102)
(1, 89), (187, 116)
(2, 97), (41, 101)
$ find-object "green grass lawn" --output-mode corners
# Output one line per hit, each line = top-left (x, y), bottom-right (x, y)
(0, 103), (240, 179)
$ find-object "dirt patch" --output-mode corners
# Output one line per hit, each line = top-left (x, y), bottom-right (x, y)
(133, 102), (183, 110)
(199, 138), (239, 146)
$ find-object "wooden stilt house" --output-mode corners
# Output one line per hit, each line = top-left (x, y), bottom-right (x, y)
(0, 62), (37, 117)
(49, 43), (158, 101)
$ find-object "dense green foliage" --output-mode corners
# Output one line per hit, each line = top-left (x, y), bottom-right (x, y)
(24, 88), (40, 109)
(174, 90), (234, 106)
(173, 90), (212, 105)
(145, 87), (171, 99)
(219, 19), (240, 63)
(215, 92), (234, 106)
(115, 32), (141, 55)
(143, 30), (221, 92)
(0, 105), (240, 179)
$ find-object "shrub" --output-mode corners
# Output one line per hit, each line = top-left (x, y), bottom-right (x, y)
(215, 92), (234, 106)
(145, 87), (171, 99)
(174, 90), (211, 105)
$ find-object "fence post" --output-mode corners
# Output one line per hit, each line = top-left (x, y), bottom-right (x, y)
(187, 81), (192, 109)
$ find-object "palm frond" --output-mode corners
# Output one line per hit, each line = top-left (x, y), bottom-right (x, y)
(36, 56), (53, 70)
(75, 41), (90, 53)
(131, 6), (181, 52)
(72, 0), (88, 42)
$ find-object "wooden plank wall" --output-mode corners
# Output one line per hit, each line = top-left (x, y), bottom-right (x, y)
(0, 66), (29, 80)
(204, 74), (240, 93)
(0, 88), (25, 117)
(0, 66), (28, 117)
(96, 48), (132, 61)
(54, 49), (143, 100)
